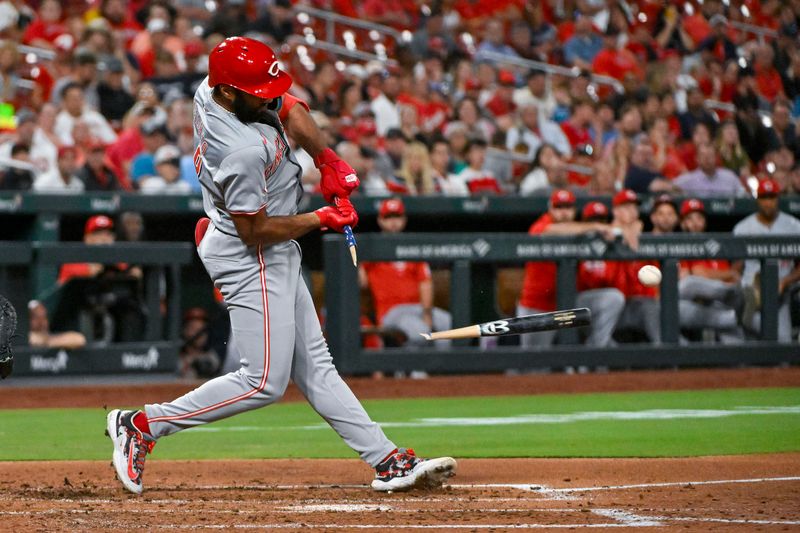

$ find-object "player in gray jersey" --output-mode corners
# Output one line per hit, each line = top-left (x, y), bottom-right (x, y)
(106, 37), (455, 495)
(732, 178), (800, 341)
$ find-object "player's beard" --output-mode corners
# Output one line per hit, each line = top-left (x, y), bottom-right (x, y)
(231, 95), (269, 124)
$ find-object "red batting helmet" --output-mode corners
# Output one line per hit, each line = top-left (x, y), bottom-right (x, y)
(208, 37), (292, 99)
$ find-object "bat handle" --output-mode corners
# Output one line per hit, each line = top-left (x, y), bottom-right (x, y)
(343, 225), (357, 267)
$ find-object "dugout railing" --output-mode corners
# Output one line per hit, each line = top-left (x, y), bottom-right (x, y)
(323, 233), (800, 375)
(0, 242), (194, 376)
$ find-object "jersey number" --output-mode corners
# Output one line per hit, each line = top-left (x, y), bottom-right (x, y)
(193, 144), (205, 177)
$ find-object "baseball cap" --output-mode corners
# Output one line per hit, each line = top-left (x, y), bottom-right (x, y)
(581, 201), (609, 220)
(356, 118), (377, 136)
(612, 188), (638, 206)
(651, 193), (675, 213)
(550, 189), (576, 207)
(379, 198), (405, 217)
(680, 198), (705, 217)
(757, 178), (781, 198)
(184, 41), (205, 59)
(465, 78), (482, 91)
(57, 144), (78, 158)
(154, 144), (182, 165)
(85, 215), (114, 235)
(497, 69), (516, 86)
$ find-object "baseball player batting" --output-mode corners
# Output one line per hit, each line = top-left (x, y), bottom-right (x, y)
(106, 37), (455, 494)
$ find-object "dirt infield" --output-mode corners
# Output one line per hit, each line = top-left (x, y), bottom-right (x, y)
(1, 367), (799, 530)
(1, 456), (798, 530)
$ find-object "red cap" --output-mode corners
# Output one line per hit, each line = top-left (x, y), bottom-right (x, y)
(757, 178), (781, 198)
(465, 78), (482, 91)
(498, 69), (516, 86)
(57, 145), (78, 158)
(581, 201), (609, 220)
(84, 215), (114, 235)
(680, 198), (705, 217)
(356, 118), (377, 136)
(612, 188), (638, 206)
(184, 40), (204, 58)
(550, 189), (576, 207)
(379, 198), (405, 217)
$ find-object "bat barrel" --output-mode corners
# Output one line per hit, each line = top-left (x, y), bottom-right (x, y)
(478, 308), (592, 337)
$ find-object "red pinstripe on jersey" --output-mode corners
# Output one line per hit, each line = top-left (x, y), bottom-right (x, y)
(148, 244), (271, 423)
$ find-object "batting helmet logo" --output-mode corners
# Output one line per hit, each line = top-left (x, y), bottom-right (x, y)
(268, 60), (281, 77)
(208, 37), (292, 99)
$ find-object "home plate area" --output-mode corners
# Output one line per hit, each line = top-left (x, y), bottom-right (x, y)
(1, 456), (799, 530)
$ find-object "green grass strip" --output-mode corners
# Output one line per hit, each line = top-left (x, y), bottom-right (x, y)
(0, 388), (798, 461)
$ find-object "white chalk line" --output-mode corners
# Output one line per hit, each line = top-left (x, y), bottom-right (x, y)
(529, 475), (800, 494)
(186, 405), (800, 432)
(5, 508), (799, 528)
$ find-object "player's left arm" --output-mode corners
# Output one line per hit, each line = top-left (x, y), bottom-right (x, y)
(281, 95), (359, 202)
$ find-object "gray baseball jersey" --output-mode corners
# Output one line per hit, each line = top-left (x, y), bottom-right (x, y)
(733, 211), (800, 287)
(144, 79), (395, 467)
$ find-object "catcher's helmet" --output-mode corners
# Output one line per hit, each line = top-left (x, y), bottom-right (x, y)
(208, 36), (292, 99)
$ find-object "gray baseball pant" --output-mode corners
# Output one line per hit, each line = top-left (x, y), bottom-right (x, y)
(145, 229), (395, 467)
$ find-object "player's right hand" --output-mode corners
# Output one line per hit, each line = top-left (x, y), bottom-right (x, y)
(315, 198), (358, 233)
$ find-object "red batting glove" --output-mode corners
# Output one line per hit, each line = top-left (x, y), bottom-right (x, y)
(314, 148), (360, 203)
(315, 198), (358, 233)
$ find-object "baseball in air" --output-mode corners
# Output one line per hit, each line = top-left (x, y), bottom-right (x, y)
(638, 265), (662, 287)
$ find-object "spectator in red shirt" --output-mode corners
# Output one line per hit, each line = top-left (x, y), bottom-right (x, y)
(560, 99), (595, 151)
(678, 122), (712, 171)
(753, 44), (785, 103)
(592, 25), (645, 83)
(359, 198), (452, 347)
(678, 198), (744, 343)
(22, 0), (69, 49)
(484, 69), (518, 119)
(99, 0), (143, 48)
(517, 189), (622, 347)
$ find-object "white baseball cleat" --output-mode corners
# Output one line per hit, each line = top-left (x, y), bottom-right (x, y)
(106, 409), (155, 495)
(371, 448), (457, 492)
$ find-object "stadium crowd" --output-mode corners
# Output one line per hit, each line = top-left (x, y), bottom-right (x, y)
(0, 0), (798, 198)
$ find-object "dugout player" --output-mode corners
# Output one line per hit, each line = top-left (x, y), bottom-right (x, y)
(359, 198), (452, 348)
(609, 189), (661, 343)
(733, 179), (800, 341)
(106, 37), (455, 495)
(678, 198), (744, 343)
(518, 190), (626, 347)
